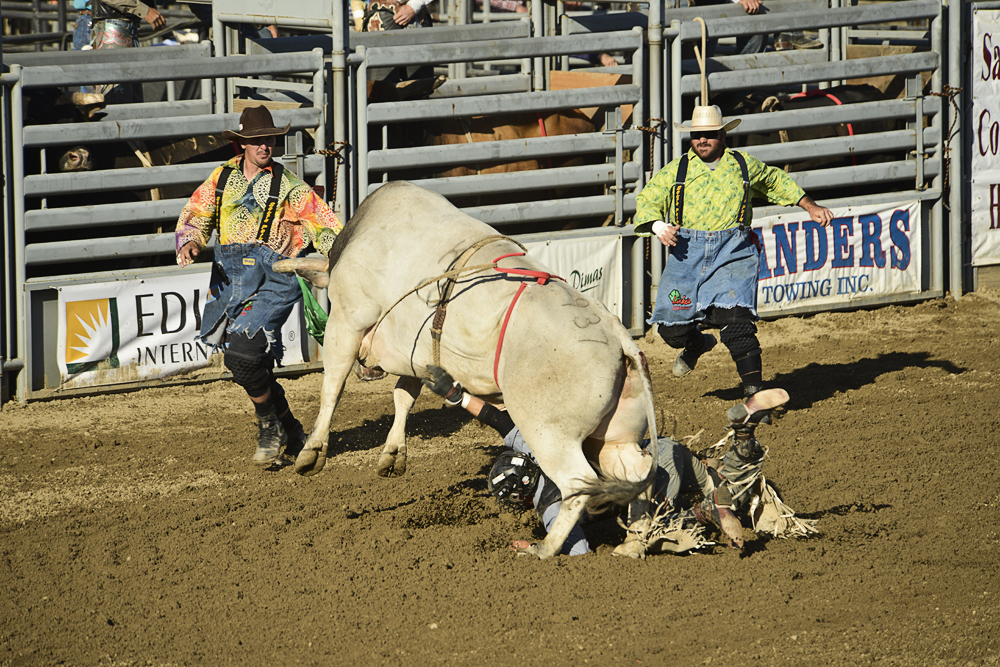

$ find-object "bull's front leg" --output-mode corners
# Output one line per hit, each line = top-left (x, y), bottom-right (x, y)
(376, 376), (422, 477)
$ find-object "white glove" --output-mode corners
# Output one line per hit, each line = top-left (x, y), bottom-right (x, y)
(651, 220), (670, 235)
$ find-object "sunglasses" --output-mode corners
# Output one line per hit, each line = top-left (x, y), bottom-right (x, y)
(691, 130), (723, 141)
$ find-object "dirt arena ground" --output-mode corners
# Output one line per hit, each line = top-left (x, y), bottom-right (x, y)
(2, 291), (999, 666)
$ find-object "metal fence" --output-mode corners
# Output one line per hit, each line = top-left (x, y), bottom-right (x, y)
(1, 0), (967, 402)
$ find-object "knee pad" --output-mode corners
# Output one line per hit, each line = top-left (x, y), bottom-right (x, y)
(719, 320), (760, 360)
(656, 323), (700, 350)
(224, 331), (273, 396)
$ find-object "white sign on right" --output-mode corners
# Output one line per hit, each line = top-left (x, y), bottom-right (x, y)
(972, 8), (1000, 266)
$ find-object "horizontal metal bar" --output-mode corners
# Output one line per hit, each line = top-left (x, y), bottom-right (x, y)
(729, 97), (941, 135)
(368, 85), (640, 124)
(430, 73), (531, 99)
(788, 158), (940, 192)
(682, 49), (827, 76)
(215, 12), (332, 28)
(3, 42), (210, 67)
(19, 52), (322, 88)
(741, 128), (940, 165)
(754, 188), (941, 218)
(230, 77), (315, 92)
(681, 52), (939, 95)
(24, 198), (189, 231)
(248, 22), (531, 56)
(462, 193), (637, 226)
(376, 161), (641, 197)
(25, 233), (176, 265)
(849, 29), (930, 41)
(23, 108), (321, 147)
(368, 129), (642, 172)
(23, 155), (324, 197)
(363, 32), (641, 68)
(568, 0), (825, 34)
(678, 0), (940, 40)
(97, 100), (212, 122)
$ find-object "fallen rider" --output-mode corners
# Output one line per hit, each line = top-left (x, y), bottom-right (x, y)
(422, 365), (801, 557)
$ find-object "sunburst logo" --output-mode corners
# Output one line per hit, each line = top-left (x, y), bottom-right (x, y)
(65, 297), (120, 374)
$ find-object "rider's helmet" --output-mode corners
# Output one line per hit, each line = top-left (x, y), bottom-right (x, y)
(487, 450), (541, 509)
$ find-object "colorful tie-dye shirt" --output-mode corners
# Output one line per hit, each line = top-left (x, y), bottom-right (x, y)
(634, 148), (805, 234)
(175, 157), (342, 266)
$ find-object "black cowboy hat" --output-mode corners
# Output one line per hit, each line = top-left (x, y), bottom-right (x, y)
(221, 105), (291, 141)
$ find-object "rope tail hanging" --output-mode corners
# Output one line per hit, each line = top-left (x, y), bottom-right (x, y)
(693, 16), (708, 106)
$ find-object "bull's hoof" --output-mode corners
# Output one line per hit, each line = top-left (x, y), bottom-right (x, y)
(612, 537), (646, 560)
(292, 449), (327, 476)
(376, 451), (407, 477)
(513, 541), (551, 559)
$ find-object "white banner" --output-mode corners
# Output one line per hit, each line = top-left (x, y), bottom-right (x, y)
(523, 234), (622, 319)
(754, 200), (921, 315)
(57, 270), (305, 390)
(972, 9), (1000, 266)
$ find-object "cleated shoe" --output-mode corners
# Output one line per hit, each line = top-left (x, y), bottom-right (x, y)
(728, 387), (789, 429)
(253, 411), (285, 466)
(672, 333), (717, 378)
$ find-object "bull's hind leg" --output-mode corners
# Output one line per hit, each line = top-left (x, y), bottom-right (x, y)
(376, 376), (421, 477)
(515, 436), (600, 559)
(293, 329), (364, 477)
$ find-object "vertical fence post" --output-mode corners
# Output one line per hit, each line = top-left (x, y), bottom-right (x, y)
(332, 0), (349, 221)
(11, 66), (27, 400)
(312, 48), (327, 197)
(930, 0), (944, 295)
(532, 0), (543, 91)
(948, 0), (964, 298)
(212, 14), (226, 114)
(649, 0), (663, 178)
(356, 46), (369, 206)
(670, 20), (682, 162)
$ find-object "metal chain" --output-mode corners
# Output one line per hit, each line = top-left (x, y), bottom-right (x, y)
(927, 85), (962, 191)
(313, 141), (350, 206)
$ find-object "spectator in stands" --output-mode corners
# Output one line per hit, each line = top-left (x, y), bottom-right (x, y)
(72, 0), (93, 49)
(89, 0), (165, 102)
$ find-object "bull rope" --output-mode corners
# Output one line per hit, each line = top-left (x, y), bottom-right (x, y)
(314, 141), (350, 208)
(357, 235), (527, 366)
(928, 85), (963, 191)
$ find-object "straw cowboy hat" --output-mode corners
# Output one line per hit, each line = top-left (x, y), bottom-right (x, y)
(222, 106), (291, 141)
(673, 104), (741, 133)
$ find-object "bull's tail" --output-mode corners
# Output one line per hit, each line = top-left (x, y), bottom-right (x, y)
(572, 327), (660, 516)
(272, 258), (331, 288)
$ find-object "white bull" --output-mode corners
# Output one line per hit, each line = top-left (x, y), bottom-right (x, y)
(275, 181), (657, 559)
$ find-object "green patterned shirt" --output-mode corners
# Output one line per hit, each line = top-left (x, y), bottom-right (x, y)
(634, 148), (806, 234)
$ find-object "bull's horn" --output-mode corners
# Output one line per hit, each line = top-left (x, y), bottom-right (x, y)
(272, 258), (331, 288)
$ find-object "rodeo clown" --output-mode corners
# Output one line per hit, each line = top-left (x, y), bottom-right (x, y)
(176, 106), (342, 467)
(634, 105), (833, 402)
(421, 366), (787, 556)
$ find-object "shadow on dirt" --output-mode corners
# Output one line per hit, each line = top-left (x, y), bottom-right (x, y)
(325, 405), (473, 454)
(706, 352), (967, 407)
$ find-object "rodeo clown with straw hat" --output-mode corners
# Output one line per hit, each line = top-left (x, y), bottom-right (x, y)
(175, 106), (342, 467)
(633, 105), (834, 404)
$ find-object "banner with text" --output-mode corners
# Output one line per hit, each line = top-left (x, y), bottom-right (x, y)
(754, 200), (921, 315)
(523, 234), (622, 319)
(972, 8), (1000, 266)
(57, 271), (305, 390)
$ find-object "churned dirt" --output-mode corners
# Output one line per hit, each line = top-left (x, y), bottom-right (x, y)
(2, 292), (999, 667)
